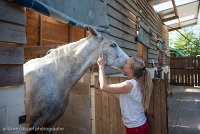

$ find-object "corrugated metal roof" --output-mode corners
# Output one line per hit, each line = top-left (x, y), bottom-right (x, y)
(148, 0), (200, 31)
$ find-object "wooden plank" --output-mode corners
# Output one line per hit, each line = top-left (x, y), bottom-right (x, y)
(160, 80), (168, 134)
(115, 0), (138, 20)
(69, 26), (85, 42)
(0, 65), (23, 87)
(94, 75), (102, 134)
(110, 36), (137, 51)
(108, 0), (137, 22)
(108, 13), (137, 31)
(108, 16), (136, 36)
(0, 21), (26, 43)
(148, 49), (157, 54)
(0, 44), (24, 64)
(153, 79), (161, 134)
(110, 26), (135, 43)
(107, 6), (136, 30)
(148, 59), (158, 64)
(108, 77), (119, 134)
(148, 82), (154, 134)
(101, 88), (110, 134)
(148, 53), (158, 59)
(0, 0), (26, 25)
(24, 46), (56, 56)
(42, 21), (69, 43)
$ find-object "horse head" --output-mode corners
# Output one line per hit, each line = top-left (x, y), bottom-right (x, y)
(89, 27), (129, 71)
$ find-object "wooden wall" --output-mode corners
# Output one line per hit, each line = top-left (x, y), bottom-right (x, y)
(107, 0), (169, 67)
(0, 0), (26, 87)
(25, 9), (86, 61)
(0, 1), (26, 133)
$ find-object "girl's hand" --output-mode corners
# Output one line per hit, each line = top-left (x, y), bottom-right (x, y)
(97, 54), (106, 67)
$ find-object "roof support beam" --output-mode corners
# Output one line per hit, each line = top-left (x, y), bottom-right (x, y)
(168, 26), (181, 31)
(162, 15), (178, 22)
(171, 0), (178, 17)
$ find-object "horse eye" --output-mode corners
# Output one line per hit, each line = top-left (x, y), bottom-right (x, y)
(110, 43), (117, 47)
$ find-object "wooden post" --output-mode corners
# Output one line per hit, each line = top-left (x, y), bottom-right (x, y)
(148, 78), (168, 134)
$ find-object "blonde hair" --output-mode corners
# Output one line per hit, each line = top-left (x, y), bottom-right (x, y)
(130, 57), (153, 112)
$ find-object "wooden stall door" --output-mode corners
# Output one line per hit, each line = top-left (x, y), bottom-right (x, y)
(91, 75), (126, 134)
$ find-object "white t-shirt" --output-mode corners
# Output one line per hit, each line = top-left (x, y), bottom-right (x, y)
(119, 79), (146, 128)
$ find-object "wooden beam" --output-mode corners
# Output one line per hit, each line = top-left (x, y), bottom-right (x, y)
(171, 0), (178, 17)
(162, 15), (178, 22)
(168, 26), (181, 31)
(171, 0), (180, 27)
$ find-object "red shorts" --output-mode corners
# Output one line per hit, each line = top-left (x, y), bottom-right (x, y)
(126, 122), (149, 134)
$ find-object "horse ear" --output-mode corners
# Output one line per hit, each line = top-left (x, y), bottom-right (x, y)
(88, 26), (103, 41)
(88, 26), (98, 37)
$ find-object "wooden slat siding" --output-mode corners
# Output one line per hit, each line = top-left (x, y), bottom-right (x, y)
(26, 10), (40, 47)
(107, 6), (137, 31)
(108, 16), (136, 36)
(108, 77), (119, 134)
(148, 53), (157, 59)
(147, 4), (163, 28)
(0, 44), (24, 64)
(108, 0), (137, 23)
(0, 0), (26, 25)
(93, 76), (126, 134)
(109, 26), (136, 43)
(148, 49), (157, 54)
(69, 26), (86, 42)
(136, 1), (149, 20)
(42, 20), (69, 43)
(135, 0), (168, 45)
(115, 78), (125, 134)
(24, 46), (56, 56)
(153, 79), (161, 134)
(115, 0), (137, 21)
(25, 9), (71, 60)
(101, 78), (110, 134)
(0, 65), (23, 87)
(111, 36), (137, 51)
(148, 59), (158, 64)
(160, 79), (168, 134)
(148, 83), (154, 134)
(94, 75), (102, 134)
(107, 0), (145, 58)
(0, 21), (26, 44)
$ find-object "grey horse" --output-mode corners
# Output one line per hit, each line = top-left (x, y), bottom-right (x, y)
(24, 27), (128, 133)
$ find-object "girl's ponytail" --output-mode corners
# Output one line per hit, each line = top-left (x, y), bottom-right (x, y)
(143, 68), (153, 112)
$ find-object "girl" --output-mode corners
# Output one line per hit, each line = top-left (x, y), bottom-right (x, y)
(97, 55), (153, 134)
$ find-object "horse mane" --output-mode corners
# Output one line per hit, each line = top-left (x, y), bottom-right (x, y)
(46, 35), (91, 57)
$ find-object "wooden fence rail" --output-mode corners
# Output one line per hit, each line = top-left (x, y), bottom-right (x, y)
(170, 56), (200, 86)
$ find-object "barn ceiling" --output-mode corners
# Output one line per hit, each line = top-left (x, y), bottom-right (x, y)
(148, 0), (200, 31)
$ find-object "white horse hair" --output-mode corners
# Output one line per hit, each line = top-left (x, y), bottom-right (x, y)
(24, 27), (128, 132)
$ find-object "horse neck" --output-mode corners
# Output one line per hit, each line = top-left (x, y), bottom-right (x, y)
(49, 36), (102, 90)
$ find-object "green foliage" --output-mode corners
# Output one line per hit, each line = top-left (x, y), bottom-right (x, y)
(173, 25), (200, 56)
